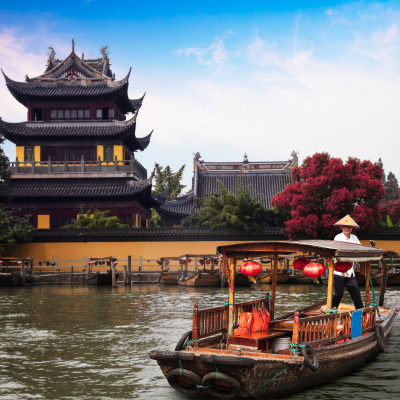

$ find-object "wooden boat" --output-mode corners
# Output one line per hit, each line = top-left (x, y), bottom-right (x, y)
(86, 256), (118, 286)
(257, 271), (290, 284)
(224, 271), (253, 287)
(150, 240), (399, 399)
(177, 254), (221, 287)
(159, 257), (180, 285)
(0, 272), (22, 286)
(287, 271), (325, 284)
(371, 270), (400, 286)
(177, 270), (221, 287)
(87, 270), (119, 285)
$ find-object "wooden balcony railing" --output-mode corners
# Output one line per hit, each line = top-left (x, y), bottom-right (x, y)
(8, 156), (147, 180)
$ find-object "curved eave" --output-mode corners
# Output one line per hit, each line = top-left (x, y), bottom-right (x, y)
(0, 115), (137, 143)
(2, 178), (153, 200)
(129, 130), (152, 152)
(2, 70), (131, 107)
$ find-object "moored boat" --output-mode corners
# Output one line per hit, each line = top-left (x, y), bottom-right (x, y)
(257, 271), (290, 284)
(150, 240), (399, 399)
(177, 254), (221, 287)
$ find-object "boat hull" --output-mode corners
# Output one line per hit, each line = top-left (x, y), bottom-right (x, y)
(86, 271), (119, 285)
(177, 271), (221, 287)
(150, 299), (400, 399)
(257, 272), (290, 284)
(160, 271), (179, 285)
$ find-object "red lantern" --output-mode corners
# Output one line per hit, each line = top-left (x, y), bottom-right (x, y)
(187, 258), (192, 263)
(293, 257), (310, 271)
(205, 259), (211, 265)
(303, 262), (326, 278)
(334, 262), (353, 273)
(240, 261), (262, 277)
(199, 259), (204, 265)
(164, 260), (169, 266)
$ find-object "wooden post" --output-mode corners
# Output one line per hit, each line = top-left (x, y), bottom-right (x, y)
(21, 260), (26, 285)
(379, 258), (388, 307)
(271, 254), (278, 320)
(111, 262), (117, 288)
(128, 255), (132, 285)
(291, 311), (299, 345)
(326, 259), (335, 310)
(365, 261), (371, 307)
(192, 304), (199, 347)
(123, 265), (128, 286)
(55, 256), (59, 272)
(138, 256), (142, 272)
(228, 257), (236, 332)
(29, 258), (34, 276)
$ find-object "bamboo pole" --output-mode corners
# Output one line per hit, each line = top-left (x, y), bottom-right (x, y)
(270, 254), (278, 320)
(326, 259), (335, 310)
(228, 257), (236, 331)
(365, 261), (371, 307)
(111, 261), (117, 288)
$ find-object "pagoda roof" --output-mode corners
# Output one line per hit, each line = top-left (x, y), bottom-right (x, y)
(0, 117), (152, 153)
(2, 175), (162, 207)
(2, 44), (144, 114)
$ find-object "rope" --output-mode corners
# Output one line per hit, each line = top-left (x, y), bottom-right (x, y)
(325, 308), (338, 314)
(183, 339), (199, 348)
(289, 342), (306, 356)
(369, 276), (381, 317)
(179, 359), (183, 375)
(215, 364), (220, 380)
(241, 366), (289, 395)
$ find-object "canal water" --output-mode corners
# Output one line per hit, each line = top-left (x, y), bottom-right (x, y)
(0, 284), (399, 399)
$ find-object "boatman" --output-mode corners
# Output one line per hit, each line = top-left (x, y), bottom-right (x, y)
(332, 215), (364, 309)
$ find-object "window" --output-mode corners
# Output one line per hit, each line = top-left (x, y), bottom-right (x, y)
(64, 110), (71, 119)
(103, 146), (114, 162)
(57, 110), (63, 119)
(78, 110), (83, 119)
(51, 110), (57, 119)
(96, 109), (102, 119)
(109, 108), (115, 119)
(102, 107), (109, 120)
(24, 147), (34, 162)
(71, 110), (77, 119)
(31, 108), (43, 121)
(85, 109), (90, 119)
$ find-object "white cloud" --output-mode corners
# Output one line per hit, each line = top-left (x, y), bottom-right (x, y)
(177, 33), (230, 66)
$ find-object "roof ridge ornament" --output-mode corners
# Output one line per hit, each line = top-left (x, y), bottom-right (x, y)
(101, 45), (108, 60)
(48, 47), (55, 61)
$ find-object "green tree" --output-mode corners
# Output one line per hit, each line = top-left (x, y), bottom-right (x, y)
(384, 171), (399, 201)
(0, 207), (34, 253)
(151, 163), (186, 227)
(0, 130), (34, 252)
(62, 209), (129, 229)
(182, 180), (279, 232)
(152, 163), (186, 200)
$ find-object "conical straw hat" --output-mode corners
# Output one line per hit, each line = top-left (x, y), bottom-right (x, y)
(333, 215), (359, 229)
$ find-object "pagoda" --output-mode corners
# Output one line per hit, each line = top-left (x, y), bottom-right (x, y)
(0, 40), (163, 228)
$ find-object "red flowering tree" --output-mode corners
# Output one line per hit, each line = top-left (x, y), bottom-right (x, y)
(271, 153), (385, 239)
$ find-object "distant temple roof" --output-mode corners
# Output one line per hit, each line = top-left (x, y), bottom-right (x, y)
(159, 152), (297, 223)
(0, 117), (152, 153)
(2, 41), (144, 114)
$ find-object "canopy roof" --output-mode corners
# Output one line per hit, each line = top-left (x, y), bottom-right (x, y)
(217, 240), (383, 262)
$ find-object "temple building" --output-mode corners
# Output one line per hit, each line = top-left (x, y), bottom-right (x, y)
(0, 41), (163, 228)
(159, 152), (297, 225)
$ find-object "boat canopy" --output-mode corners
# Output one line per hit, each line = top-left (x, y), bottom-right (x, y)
(217, 240), (383, 262)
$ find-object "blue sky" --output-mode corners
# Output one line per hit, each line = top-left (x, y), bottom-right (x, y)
(1, 1), (400, 188)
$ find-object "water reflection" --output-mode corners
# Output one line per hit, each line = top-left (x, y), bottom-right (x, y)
(0, 284), (398, 399)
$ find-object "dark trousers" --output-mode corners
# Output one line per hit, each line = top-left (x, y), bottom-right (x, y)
(332, 275), (364, 309)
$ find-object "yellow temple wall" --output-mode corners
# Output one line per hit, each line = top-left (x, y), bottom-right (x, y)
(5, 239), (400, 265)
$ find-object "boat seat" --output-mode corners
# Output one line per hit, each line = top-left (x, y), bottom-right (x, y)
(229, 330), (287, 348)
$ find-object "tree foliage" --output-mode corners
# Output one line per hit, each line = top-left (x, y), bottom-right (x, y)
(384, 171), (399, 201)
(152, 163), (186, 200)
(182, 180), (281, 232)
(62, 209), (129, 229)
(0, 207), (34, 253)
(271, 152), (385, 239)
